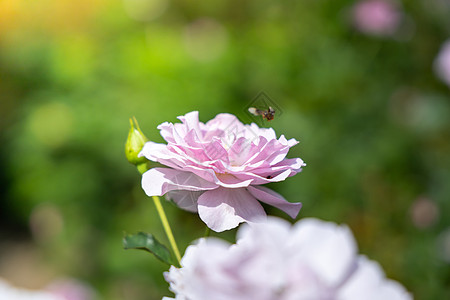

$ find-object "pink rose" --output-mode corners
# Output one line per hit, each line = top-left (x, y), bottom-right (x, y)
(140, 111), (305, 232)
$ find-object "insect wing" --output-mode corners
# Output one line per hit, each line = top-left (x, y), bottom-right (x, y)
(248, 107), (260, 116)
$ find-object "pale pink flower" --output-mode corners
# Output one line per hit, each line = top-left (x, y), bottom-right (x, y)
(140, 111), (305, 232)
(163, 218), (412, 300)
(434, 40), (450, 87)
(0, 279), (62, 300)
(352, 0), (402, 36)
(46, 279), (96, 300)
(0, 278), (97, 300)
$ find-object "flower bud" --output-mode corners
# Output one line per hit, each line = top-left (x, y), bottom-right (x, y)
(125, 117), (149, 167)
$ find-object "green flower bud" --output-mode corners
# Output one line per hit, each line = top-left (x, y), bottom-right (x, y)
(125, 117), (149, 168)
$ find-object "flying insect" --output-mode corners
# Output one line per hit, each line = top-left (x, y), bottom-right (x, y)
(248, 106), (276, 121)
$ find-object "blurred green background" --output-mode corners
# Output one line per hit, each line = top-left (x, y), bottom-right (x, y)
(1, 0), (449, 299)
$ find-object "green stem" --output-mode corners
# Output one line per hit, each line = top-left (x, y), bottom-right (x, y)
(152, 196), (182, 266)
(204, 227), (211, 238)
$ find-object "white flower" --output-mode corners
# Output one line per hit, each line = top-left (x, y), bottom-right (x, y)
(163, 217), (412, 300)
(0, 279), (62, 300)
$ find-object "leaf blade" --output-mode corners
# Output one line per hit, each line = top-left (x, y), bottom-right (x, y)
(123, 232), (176, 266)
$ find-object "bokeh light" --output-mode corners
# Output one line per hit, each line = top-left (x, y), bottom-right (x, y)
(123, 0), (169, 22)
(27, 102), (74, 149)
(409, 197), (439, 229)
(183, 18), (229, 62)
(352, 0), (402, 36)
(434, 40), (450, 87)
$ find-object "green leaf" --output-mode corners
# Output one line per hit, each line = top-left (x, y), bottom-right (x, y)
(123, 232), (176, 266)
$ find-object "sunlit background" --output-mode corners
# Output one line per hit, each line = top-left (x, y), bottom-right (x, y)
(1, 0), (449, 299)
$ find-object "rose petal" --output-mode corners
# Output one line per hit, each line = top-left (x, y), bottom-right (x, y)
(198, 187), (266, 232)
(203, 139), (229, 162)
(289, 218), (358, 287)
(255, 126), (277, 141)
(141, 168), (218, 197)
(233, 169), (293, 185)
(178, 111), (202, 137)
(165, 190), (203, 212)
(247, 186), (302, 218)
(279, 134), (299, 147)
(205, 113), (243, 131)
(158, 122), (186, 145)
(339, 256), (412, 300)
(157, 122), (176, 144)
(213, 173), (254, 188)
(248, 135), (298, 167)
(228, 137), (255, 166)
(248, 158), (306, 177)
(139, 141), (172, 161)
(183, 129), (202, 148)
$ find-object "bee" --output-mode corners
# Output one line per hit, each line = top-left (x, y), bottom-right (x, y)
(248, 106), (276, 121)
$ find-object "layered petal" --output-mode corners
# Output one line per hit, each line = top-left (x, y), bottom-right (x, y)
(233, 169), (293, 185)
(289, 218), (357, 287)
(247, 186), (302, 218)
(339, 256), (412, 300)
(213, 173), (253, 188)
(197, 187), (266, 232)
(140, 111), (305, 230)
(140, 141), (173, 161)
(164, 217), (412, 300)
(141, 168), (218, 197)
(177, 111), (202, 139)
(165, 190), (203, 212)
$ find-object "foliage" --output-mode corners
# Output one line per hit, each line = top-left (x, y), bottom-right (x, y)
(123, 232), (176, 266)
